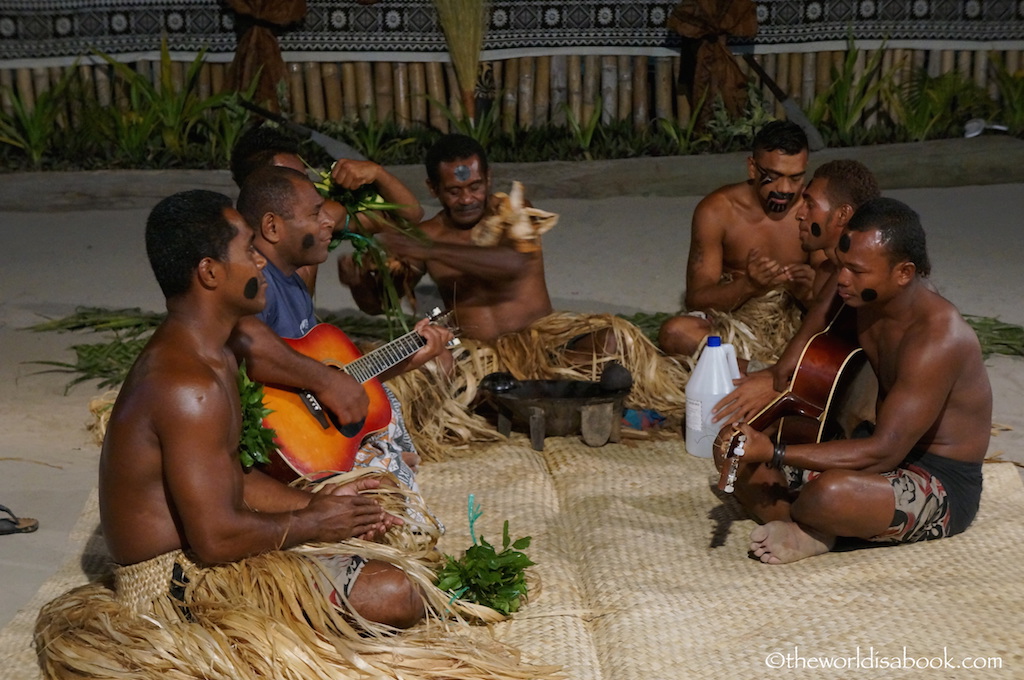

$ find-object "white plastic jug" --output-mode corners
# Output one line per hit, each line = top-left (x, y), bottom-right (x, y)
(685, 336), (740, 458)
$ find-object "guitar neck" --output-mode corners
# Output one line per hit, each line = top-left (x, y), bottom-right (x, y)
(344, 330), (425, 384)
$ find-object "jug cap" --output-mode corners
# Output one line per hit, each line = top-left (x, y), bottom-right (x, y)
(707, 336), (722, 347)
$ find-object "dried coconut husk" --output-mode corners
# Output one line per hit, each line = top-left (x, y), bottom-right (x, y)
(35, 469), (559, 680)
(388, 312), (691, 462)
(705, 288), (803, 364)
(471, 181), (558, 253)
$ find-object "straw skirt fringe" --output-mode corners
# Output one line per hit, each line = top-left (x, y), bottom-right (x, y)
(705, 289), (803, 364)
(34, 472), (560, 680)
(389, 312), (692, 461)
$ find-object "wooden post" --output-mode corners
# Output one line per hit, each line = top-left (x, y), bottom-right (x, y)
(210, 63), (225, 95)
(600, 55), (617, 123)
(197, 62), (212, 99)
(409, 62), (427, 127)
(501, 57), (518, 133)
(288, 62), (307, 123)
(304, 62), (326, 123)
(583, 55), (599, 123)
(95, 63), (112, 107)
(550, 54), (568, 126)
(322, 63), (343, 121)
(355, 61), (374, 124)
(16, 68), (35, 109)
(425, 61), (448, 131)
(815, 50), (833, 99)
(972, 50), (987, 90)
(518, 56), (535, 128)
(801, 52), (816, 109)
(955, 49), (970, 79)
(0, 69), (13, 116)
(567, 54), (582, 125)
(654, 56), (672, 121)
(374, 62), (394, 122)
(617, 55), (632, 122)
(393, 62), (410, 128)
(632, 55), (648, 129)
(340, 63), (358, 122)
(444, 62), (463, 120)
(534, 55), (551, 126)
(787, 53), (802, 104)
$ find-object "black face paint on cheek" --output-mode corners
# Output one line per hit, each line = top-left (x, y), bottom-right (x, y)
(838, 233), (851, 252)
(301, 233), (315, 249)
(810, 223), (822, 237)
(861, 288), (878, 302)
(243, 277), (259, 299)
(454, 164), (471, 182)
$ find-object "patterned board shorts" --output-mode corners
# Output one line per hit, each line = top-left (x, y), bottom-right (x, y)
(316, 553), (368, 607)
(785, 462), (953, 544)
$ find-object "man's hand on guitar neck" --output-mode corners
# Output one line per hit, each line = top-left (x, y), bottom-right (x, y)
(379, 316), (455, 381)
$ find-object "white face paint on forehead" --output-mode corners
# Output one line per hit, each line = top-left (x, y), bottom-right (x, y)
(454, 164), (471, 182)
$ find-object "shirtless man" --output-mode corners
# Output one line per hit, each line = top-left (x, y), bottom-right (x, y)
(101, 189), (425, 627)
(711, 159), (881, 424)
(339, 133), (553, 342)
(230, 124), (423, 295)
(658, 120), (819, 358)
(714, 197), (992, 564)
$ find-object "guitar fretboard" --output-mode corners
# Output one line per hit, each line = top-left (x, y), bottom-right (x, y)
(345, 331), (426, 384)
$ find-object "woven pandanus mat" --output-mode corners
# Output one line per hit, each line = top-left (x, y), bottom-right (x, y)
(5, 438), (1024, 679)
(535, 436), (1024, 679)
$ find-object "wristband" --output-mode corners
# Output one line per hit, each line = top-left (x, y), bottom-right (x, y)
(770, 441), (787, 469)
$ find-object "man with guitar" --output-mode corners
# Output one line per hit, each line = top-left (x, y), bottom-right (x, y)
(715, 197), (992, 564)
(233, 166), (453, 486)
(710, 159), (881, 426)
(658, 120), (820, 361)
(101, 189), (425, 629)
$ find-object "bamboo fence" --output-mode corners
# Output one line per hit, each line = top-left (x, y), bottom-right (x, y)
(2, 48), (1022, 131)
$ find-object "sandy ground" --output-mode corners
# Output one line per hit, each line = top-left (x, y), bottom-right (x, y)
(2, 143), (1023, 631)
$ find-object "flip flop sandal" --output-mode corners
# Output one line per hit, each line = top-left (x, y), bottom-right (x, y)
(0, 504), (39, 535)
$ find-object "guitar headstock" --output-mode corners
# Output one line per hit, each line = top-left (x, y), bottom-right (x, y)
(717, 431), (746, 494)
(426, 307), (461, 347)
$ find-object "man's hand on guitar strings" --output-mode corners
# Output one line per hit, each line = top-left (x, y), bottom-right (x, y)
(712, 371), (779, 425)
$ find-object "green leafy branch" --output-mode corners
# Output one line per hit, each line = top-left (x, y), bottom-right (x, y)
(237, 362), (276, 469)
(310, 165), (429, 337)
(436, 495), (534, 616)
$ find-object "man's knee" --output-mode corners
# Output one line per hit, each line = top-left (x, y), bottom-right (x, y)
(792, 469), (892, 534)
(349, 561), (425, 629)
(658, 315), (710, 356)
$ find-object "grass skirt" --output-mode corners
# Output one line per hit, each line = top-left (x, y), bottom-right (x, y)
(34, 470), (560, 680)
(705, 289), (803, 364)
(388, 312), (692, 461)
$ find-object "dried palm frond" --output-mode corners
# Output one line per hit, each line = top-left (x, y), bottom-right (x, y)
(433, 0), (489, 119)
(388, 313), (690, 462)
(35, 471), (561, 680)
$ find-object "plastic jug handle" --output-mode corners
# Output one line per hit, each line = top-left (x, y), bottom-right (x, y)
(723, 343), (741, 380)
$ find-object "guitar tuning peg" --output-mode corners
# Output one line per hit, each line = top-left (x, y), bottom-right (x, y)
(429, 307), (441, 318)
(448, 338), (461, 348)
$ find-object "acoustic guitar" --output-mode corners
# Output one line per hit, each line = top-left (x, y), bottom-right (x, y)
(718, 301), (874, 492)
(261, 309), (455, 483)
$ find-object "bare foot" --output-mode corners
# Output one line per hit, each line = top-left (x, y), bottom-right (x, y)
(749, 521), (835, 564)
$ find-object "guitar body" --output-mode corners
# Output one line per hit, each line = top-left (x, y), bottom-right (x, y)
(719, 303), (877, 491)
(262, 324), (392, 483)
